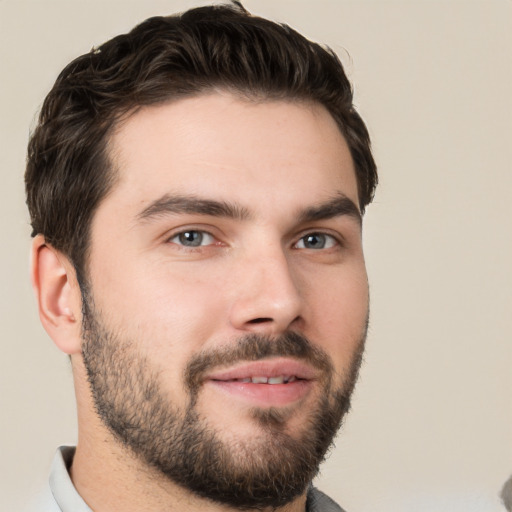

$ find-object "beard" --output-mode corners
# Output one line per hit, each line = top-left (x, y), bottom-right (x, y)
(81, 293), (366, 510)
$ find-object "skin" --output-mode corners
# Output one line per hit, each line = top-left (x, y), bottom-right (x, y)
(32, 92), (369, 512)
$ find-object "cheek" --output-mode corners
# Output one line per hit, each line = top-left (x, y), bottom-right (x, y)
(306, 264), (369, 367)
(130, 266), (229, 349)
(88, 259), (230, 394)
(94, 252), (226, 331)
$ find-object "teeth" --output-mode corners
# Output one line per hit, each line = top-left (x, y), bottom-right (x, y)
(234, 376), (298, 384)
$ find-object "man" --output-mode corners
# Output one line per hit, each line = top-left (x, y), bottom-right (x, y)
(25, 2), (377, 511)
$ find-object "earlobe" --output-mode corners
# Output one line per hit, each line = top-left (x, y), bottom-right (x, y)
(31, 235), (82, 355)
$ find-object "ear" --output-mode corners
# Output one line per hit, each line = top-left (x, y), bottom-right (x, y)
(31, 235), (83, 355)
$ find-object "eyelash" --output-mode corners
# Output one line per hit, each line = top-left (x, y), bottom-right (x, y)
(167, 229), (341, 251)
(167, 229), (217, 248)
(294, 232), (339, 250)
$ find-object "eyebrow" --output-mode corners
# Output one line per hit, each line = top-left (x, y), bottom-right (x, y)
(297, 193), (362, 226)
(136, 192), (361, 226)
(137, 194), (251, 222)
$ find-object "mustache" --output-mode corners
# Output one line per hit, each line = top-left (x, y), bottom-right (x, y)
(184, 331), (334, 395)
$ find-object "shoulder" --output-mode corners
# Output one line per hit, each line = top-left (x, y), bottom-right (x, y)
(307, 487), (348, 512)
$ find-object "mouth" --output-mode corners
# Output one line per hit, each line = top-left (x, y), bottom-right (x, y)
(218, 375), (299, 384)
(204, 358), (318, 407)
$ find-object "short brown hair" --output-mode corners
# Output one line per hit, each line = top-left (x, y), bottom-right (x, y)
(25, 2), (377, 285)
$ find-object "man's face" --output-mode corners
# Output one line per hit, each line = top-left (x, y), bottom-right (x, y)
(81, 93), (369, 508)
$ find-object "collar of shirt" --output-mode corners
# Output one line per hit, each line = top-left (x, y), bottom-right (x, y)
(49, 446), (92, 512)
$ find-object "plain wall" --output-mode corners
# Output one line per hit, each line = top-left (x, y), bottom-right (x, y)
(1, 1), (511, 511)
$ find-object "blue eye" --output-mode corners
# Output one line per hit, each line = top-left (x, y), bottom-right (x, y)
(170, 230), (215, 247)
(295, 233), (337, 250)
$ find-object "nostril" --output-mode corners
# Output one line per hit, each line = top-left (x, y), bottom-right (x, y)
(248, 318), (273, 324)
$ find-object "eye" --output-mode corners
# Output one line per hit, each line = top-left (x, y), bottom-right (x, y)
(295, 233), (337, 250)
(169, 230), (215, 247)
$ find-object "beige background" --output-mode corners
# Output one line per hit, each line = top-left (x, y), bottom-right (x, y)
(1, 1), (511, 511)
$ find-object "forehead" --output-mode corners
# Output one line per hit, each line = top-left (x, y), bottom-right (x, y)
(104, 93), (358, 217)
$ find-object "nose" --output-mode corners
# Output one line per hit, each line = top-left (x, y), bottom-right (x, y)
(228, 247), (303, 335)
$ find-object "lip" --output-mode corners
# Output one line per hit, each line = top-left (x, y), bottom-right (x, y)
(204, 358), (319, 407)
(206, 358), (319, 382)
